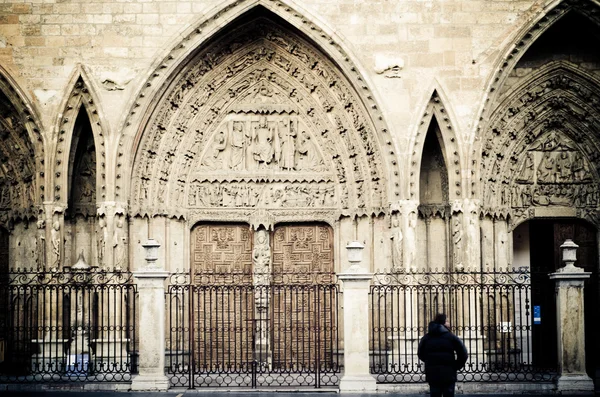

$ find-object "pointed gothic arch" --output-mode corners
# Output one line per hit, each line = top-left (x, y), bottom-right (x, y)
(53, 66), (108, 206)
(409, 90), (462, 202)
(480, 61), (600, 229)
(0, 65), (44, 224)
(472, 0), (600, 197)
(125, 4), (395, 225)
(117, 0), (398, 212)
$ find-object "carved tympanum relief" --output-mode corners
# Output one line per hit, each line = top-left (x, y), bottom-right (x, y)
(0, 91), (37, 220)
(132, 18), (387, 219)
(481, 66), (600, 223)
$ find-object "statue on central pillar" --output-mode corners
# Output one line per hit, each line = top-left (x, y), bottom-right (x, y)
(252, 228), (272, 369)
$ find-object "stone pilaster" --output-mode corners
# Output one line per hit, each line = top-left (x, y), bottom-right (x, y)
(131, 239), (169, 391)
(549, 239), (593, 393)
(338, 241), (376, 392)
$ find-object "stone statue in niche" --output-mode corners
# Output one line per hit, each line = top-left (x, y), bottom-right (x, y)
(97, 217), (107, 268)
(201, 129), (227, 170)
(113, 217), (127, 270)
(405, 210), (417, 272)
(296, 131), (324, 171)
(452, 217), (463, 272)
(51, 220), (60, 271)
(276, 118), (296, 170)
(516, 152), (535, 184)
(0, 180), (10, 208)
(29, 231), (37, 269)
(572, 152), (592, 182)
(37, 219), (46, 270)
(253, 116), (275, 168)
(253, 229), (271, 275)
(229, 121), (246, 170)
(390, 215), (403, 272)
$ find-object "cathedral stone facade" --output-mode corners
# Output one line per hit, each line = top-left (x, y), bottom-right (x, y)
(0, 0), (599, 390)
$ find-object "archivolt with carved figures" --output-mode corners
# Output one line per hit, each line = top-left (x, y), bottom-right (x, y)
(131, 14), (389, 221)
(480, 63), (600, 226)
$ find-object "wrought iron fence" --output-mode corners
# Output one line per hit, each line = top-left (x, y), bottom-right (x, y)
(0, 268), (137, 383)
(167, 272), (341, 388)
(370, 269), (558, 383)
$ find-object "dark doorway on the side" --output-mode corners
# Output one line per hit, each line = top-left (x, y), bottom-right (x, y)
(529, 218), (598, 382)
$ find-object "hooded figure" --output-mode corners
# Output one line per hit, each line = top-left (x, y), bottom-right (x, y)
(418, 314), (468, 397)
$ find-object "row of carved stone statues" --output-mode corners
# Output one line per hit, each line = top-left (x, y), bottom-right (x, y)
(186, 181), (337, 208)
(507, 182), (598, 208)
(14, 215), (128, 271)
(200, 116), (326, 172)
(516, 149), (592, 185)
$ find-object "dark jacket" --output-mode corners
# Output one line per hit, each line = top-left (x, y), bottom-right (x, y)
(417, 321), (468, 384)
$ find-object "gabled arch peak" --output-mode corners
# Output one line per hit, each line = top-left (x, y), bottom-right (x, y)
(116, 0), (398, 209)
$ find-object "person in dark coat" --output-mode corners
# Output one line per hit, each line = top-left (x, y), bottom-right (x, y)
(417, 313), (468, 397)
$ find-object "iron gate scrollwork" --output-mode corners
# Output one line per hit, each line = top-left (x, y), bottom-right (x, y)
(0, 268), (137, 383)
(167, 272), (341, 388)
(369, 269), (558, 383)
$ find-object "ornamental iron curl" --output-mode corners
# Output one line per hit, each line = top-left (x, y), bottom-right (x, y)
(6, 267), (134, 286)
(372, 268), (531, 286)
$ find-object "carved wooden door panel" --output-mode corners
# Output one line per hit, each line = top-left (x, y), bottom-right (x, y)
(271, 224), (335, 370)
(191, 224), (254, 370)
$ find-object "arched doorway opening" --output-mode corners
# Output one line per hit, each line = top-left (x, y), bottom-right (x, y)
(513, 218), (598, 378)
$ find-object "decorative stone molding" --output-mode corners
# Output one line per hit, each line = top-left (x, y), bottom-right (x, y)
(53, 66), (108, 206)
(409, 90), (462, 201)
(473, 0), (600, 196)
(0, 66), (44, 222)
(479, 62), (600, 227)
(127, 15), (392, 223)
(117, 0), (399, 209)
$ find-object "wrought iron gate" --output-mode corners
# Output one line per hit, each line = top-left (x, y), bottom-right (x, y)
(369, 269), (558, 383)
(0, 268), (137, 383)
(167, 273), (341, 388)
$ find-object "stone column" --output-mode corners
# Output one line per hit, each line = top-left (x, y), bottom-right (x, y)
(338, 241), (376, 392)
(549, 239), (593, 393)
(131, 239), (169, 391)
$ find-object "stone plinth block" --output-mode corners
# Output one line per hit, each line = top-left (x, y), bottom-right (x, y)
(549, 270), (593, 393)
(338, 264), (376, 392)
(131, 269), (169, 391)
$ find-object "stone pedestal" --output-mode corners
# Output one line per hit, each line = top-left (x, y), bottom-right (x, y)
(338, 242), (376, 392)
(387, 335), (419, 372)
(131, 240), (169, 391)
(131, 270), (169, 390)
(31, 339), (69, 373)
(549, 269), (593, 393)
(92, 338), (130, 373)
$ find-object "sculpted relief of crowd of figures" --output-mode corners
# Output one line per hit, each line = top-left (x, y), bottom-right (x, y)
(132, 20), (388, 216)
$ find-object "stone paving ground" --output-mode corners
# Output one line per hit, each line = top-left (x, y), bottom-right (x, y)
(0, 392), (596, 397)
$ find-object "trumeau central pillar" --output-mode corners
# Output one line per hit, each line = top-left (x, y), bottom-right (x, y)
(252, 227), (272, 369)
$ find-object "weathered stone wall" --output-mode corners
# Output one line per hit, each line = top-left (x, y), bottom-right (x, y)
(0, 0), (543, 170)
(1, 0), (599, 275)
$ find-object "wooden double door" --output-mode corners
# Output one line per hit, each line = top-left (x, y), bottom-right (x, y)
(190, 223), (336, 374)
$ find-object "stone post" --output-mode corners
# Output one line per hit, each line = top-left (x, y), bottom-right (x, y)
(131, 239), (169, 391)
(338, 241), (376, 392)
(549, 239), (593, 393)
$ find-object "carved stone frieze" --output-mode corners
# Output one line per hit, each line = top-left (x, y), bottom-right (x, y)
(127, 13), (393, 219)
(0, 87), (39, 219)
(481, 64), (600, 221)
(474, 0), (600, 196)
